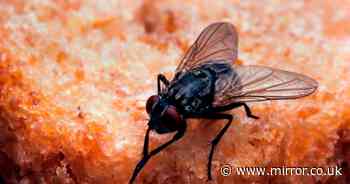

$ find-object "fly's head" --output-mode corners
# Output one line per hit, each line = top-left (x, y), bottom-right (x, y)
(146, 95), (184, 134)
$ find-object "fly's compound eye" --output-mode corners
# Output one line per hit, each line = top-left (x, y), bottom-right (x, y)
(146, 95), (160, 114)
(161, 105), (183, 130)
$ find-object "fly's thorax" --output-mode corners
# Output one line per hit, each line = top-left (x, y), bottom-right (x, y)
(165, 67), (217, 114)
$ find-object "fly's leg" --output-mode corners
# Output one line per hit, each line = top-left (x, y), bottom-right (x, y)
(148, 124), (185, 157)
(129, 124), (186, 184)
(187, 113), (233, 180)
(142, 127), (151, 157)
(157, 74), (170, 94)
(212, 103), (259, 119)
(242, 103), (259, 119)
(206, 114), (233, 180)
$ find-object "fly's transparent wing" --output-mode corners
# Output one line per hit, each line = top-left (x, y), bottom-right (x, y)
(175, 22), (238, 74)
(213, 65), (318, 107)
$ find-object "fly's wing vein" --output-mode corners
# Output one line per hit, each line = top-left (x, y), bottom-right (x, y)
(175, 22), (238, 75)
(213, 65), (318, 106)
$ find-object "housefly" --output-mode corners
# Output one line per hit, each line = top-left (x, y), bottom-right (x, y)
(129, 22), (318, 183)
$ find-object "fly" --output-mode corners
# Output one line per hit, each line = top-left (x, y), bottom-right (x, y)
(129, 22), (318, 183)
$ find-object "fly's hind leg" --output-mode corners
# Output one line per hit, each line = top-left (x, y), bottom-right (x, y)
(242, 103), (259, 119)
(213, 103), (259, 120)
(157, 74), (170, 94)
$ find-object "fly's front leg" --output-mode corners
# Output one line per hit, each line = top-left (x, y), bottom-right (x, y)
(142, 127), (151, 157)
(188, 113), (233, 180)
(148, 125), (186, 157)
(206, 114), (233, 180)
(129, 124), (186, 184)
(157, 74), (170, 94)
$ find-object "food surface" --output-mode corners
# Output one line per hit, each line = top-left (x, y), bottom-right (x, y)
(0, 0), (349, 183)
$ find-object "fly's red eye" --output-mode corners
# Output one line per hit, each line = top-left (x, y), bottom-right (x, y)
(162, 105), (182, 128)
(146, 95), (160, 114)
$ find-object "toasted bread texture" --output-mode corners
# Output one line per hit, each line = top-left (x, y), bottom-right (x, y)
(0, 1), (349, 183)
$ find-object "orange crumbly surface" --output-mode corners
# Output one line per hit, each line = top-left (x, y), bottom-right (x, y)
(0, 0), (350, 183)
